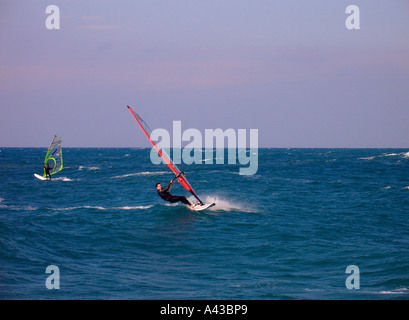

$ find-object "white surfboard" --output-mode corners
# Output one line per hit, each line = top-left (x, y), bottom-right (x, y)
(193, 203), (215, 211)
(34, 173), (50, 181)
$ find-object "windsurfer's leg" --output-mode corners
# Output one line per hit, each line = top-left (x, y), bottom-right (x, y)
(179, 197), (191, 205)
(168, 196), (191, 205)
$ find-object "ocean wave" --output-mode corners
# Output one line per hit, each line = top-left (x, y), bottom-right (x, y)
(78, 166), (100, 171)
(0, 197), (5, 209)
(53, 206), (106, 211)
(359, 152), (409, 161)
(112, 171), (169, 179)
(53, 205), (153, 211)
(0, 203), (37, 211)
(188, 196), (259, 213)
(52, 176), (74, 181)
(116, 205), (153, 210)
(378, 287), (408, 295)
(0, 197), (36, 211)
(0, 202), (154, 212)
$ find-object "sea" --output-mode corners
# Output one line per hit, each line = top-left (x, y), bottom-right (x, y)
(1, 148), (408, 300)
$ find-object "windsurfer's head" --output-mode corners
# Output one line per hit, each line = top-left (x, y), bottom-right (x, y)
(155, 183), (161, 190)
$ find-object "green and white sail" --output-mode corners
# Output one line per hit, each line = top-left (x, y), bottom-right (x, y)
(43, 135), (63, 177)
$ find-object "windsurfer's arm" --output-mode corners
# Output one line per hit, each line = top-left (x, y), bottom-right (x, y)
(162, 181), (174, 192)
(168, 180), (175, 189)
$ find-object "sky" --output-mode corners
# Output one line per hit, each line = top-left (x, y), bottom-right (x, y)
(1, 0), (409, 148)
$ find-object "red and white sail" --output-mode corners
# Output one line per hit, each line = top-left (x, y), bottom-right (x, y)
(127, 106), (203, 205)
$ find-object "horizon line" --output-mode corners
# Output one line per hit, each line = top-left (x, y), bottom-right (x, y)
(1, 146), (408, 149)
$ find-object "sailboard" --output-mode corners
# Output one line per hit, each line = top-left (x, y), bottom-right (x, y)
(34, 135), (63, 180)
(127, 106), (215, 210)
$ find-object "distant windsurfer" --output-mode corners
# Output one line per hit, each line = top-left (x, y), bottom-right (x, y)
(156, 180), (194, 208)
(44, 164), (53, 180)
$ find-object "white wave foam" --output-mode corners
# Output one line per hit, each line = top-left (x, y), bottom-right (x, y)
(359, 151), (409, 161)
(79, 166), (100, 171)
(52, 177), (74, 182)
(0, 203), (37, 211)
(0, 197), (36, 211)
(116, 205), (153, 210)
(54, 206), (106, 211)
(163, 203), (179, 207)
(189, 195), (259, 213)
(112, 171), (169, 179)
(384, 152), (409, 159)
(0, 198), (5, 209)
(379, 288), (408, 295)
(54, 205), (153, 211)
(112, 173), (140, 179)
(136, 171), (169, 176)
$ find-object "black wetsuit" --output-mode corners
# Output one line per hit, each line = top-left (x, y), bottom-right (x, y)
(44, 165), (52, 180)
(157, 182), (191, 205)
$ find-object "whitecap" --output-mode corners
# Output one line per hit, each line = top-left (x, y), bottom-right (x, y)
(54, 206), (106, 211)
(112, 171), (169, 179)
(0, 203), (37, 211)
(116, 205), (153, 210)
(189, 195), (259, 213)
(79, 166), (100, 171)
(379, 288), (408, 295)
(52, 177), (74, 182)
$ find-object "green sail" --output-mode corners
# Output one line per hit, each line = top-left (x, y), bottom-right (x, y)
(43, 135), (63, 176)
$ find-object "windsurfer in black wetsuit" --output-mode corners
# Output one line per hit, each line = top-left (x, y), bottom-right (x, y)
(156, 180), (194, 208)
(44, 164), (53, 180)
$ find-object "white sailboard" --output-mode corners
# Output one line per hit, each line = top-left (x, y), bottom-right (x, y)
(193, 203), (216, 211)
(34, 173), (50, 181)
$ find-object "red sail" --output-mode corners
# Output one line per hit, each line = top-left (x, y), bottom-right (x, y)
(127, 106), (203, 204)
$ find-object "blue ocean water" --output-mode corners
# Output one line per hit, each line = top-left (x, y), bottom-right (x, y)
(1, 148), (409, 300)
